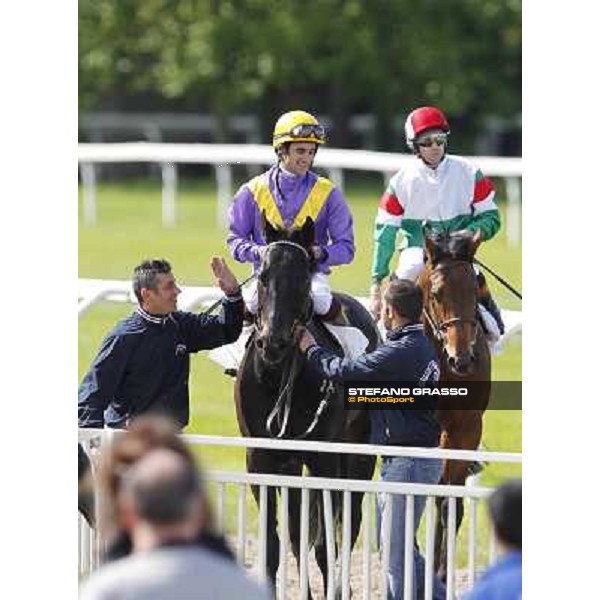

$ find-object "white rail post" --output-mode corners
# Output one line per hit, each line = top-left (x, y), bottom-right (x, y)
(161, 162), (177, 227)
(342, 490), (352, 600)
(506, 176), (521, 246)
(216, 164), (233, 229)
(489, 527), (497, 566)
(237, 485), (247, 565)
(403, 495), (415, 600)
(446, 497), (457, 600)
(258, 485), (268, 581)
(468, 497), (478, 588)
(80, 162), (97, 226)
(380, 493), (392, 598)
(424, 496), (436, 600)
(300, 488), (310, 600)
(323, 490), (336, 600)
(279, 487), (289, 600)
(216, 482), (226, 534)
(328, 167), (344, 193)
(362, 493), (372, 600)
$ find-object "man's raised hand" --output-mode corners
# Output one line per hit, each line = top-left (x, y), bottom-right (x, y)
(211, 257), (240, 296)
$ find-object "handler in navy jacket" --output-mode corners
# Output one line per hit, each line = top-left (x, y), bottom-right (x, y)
(297, 278), (445, 600)
(78, 257), (243, 430)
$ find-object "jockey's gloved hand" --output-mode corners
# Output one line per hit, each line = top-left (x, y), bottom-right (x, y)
(310, 245), (328, 264)
(370, 283), (382, 322)
(255, 245), (268, 262)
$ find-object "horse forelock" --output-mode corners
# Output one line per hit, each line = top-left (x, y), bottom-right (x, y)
(428, 229), (474, 263)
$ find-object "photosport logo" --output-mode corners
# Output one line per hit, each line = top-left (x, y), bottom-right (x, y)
(343, 381), (522, 410)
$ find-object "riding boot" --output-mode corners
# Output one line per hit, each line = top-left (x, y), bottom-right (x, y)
(476, 273), (505, 335)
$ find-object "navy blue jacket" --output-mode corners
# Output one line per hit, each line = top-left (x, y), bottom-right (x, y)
(305, 323), (441, 447)
(78, 296), (243, 429)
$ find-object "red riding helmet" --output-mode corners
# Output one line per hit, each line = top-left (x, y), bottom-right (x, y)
(405, 106), (450, 150)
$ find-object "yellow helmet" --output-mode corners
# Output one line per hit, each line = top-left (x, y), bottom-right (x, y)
(272, 110), (326, 150)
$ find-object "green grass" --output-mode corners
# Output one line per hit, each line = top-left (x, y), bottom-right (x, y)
(78, 175), (521, 567)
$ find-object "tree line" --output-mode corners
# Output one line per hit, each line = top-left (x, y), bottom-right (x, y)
(79, 0), (521, 152)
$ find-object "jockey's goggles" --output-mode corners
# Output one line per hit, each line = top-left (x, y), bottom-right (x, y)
(282, 124), (326, 143)
(417, 133), (449, 147)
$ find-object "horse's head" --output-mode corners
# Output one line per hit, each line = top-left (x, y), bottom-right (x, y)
(255, 214), (314, 365)
(421, 224), (482, 376)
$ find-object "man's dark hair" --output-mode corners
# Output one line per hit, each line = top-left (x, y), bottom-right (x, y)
(384, 279), (423, 322)
(126, 448), (202, 526)
(488, 478), (522, 550)
(132, 259), (172, 304)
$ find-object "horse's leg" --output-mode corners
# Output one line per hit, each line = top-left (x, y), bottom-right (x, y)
(246, 448), (281, 588)
(307, 452), (346, 600)
(435, 411), (484, 581)
(288, 480), (317, 600)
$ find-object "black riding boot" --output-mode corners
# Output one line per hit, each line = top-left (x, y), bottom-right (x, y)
(476, 273), (505, 335)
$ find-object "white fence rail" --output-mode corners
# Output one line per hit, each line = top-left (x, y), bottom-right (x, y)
(77, 278), (523, 343)
(79, 430), (521, 599)
(77, 142), (522, 244)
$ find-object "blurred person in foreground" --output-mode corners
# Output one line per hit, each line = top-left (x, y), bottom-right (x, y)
(297, 279), (446, 600)
(80, 441), (270, 600)
(463, 479), (522, 600)
(227, 109), (354, 322)
(369, 106), (505, 349)
(78, 257), (243, 429)
(96, 415), (232, 563)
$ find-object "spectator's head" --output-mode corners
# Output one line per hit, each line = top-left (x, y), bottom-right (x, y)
(98, 416), (214, 546)
(382, 279), (423, 331)
(488, 478), (522, 554)
(132, 259), (180, 314)
(119, 448), (206, 551)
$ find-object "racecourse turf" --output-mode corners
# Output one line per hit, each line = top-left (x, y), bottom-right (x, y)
(78, 173), (522, 566)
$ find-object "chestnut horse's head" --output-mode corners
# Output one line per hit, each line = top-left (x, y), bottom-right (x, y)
(421, 224), (482, 376)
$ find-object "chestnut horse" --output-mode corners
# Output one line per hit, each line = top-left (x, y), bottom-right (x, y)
(417, 226), (491, 578)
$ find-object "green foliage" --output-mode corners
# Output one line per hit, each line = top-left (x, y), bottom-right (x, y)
(79, 0), (521, 146)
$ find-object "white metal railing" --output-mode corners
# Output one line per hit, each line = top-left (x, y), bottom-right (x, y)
(78, 430), (521, 599)
(77, 278), (523, 343)
(77, 142), (522, 244)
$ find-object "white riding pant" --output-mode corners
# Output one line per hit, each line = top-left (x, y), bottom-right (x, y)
(246, 271), (333, 315)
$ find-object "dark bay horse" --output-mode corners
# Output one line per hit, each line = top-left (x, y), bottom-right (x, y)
(417, 226), (491, 578)
(235, 216), (380, 598)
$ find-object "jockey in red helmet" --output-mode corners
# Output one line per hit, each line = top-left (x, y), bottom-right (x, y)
(370, 106), (505, 348)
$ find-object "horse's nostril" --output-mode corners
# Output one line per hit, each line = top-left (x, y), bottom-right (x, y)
(255, 338), (264, 350)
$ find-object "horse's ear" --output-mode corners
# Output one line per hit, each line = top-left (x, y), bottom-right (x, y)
(469, 228), (482, 256)
(300, 217), (315, 248)
(422, 222), (436, 262)
(262, 211), (279, 243)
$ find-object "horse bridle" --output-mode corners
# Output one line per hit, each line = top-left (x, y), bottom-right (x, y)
(255, 240), (313, 334)
(422, 260), (478, 348)
(255, 240), (326, 439)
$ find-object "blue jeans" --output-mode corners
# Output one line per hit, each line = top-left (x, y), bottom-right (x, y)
(377, 456), (446, 600)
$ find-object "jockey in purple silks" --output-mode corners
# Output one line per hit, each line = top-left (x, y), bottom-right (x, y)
(227, 110), (355, 320)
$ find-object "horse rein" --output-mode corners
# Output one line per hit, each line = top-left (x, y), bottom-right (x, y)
(259, 239), (329, 439)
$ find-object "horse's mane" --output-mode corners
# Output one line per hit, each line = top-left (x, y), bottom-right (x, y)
(427, 229), (474, 263)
